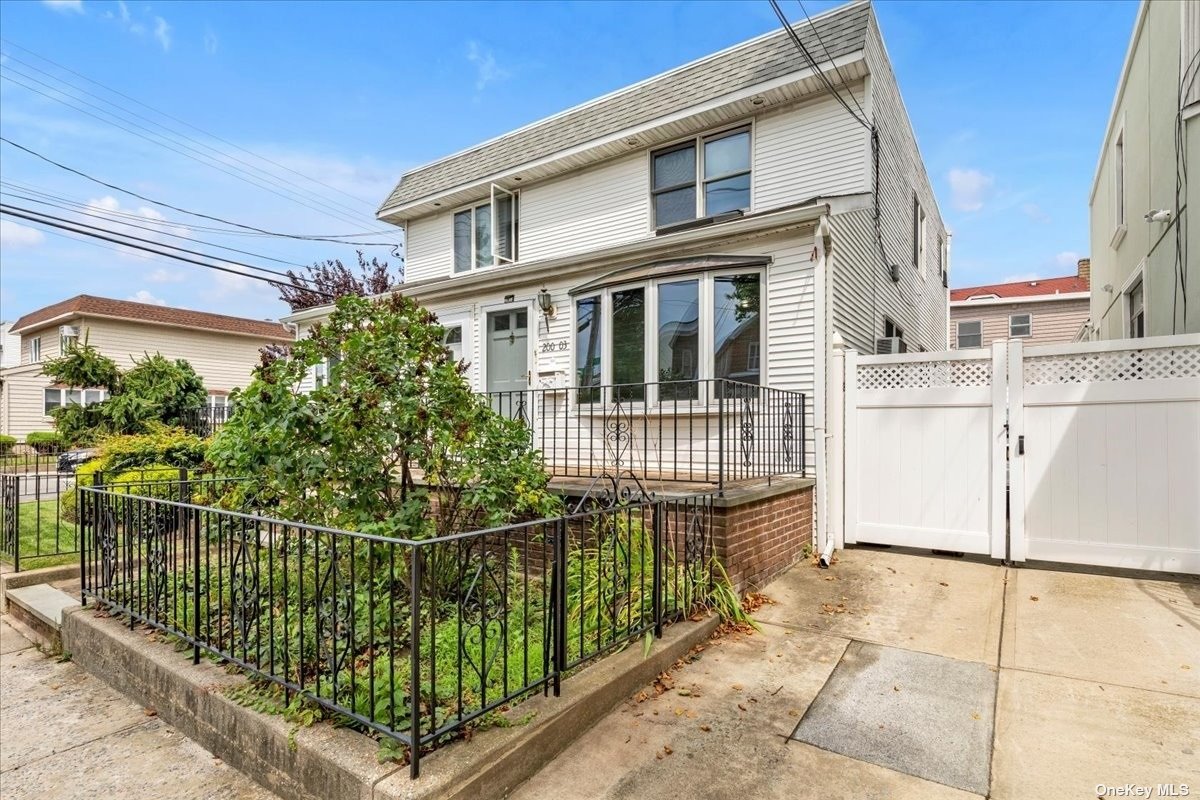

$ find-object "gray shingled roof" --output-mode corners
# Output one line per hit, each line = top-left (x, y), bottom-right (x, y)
(379, 1), (871, 212)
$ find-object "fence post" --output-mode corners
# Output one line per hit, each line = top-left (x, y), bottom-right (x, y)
(77, 469), (86, 605)
(12, 474), (20, 573)
(717, 383), (725, 496)
(553, 516), (567, 697)
(409, 547), (423, 780)
(652, 501), (664, 638)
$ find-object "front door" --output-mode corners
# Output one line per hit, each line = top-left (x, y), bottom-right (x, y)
(486, 308), (529, 419)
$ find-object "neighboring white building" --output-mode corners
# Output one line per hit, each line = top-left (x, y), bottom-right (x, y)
(286, 0), (949, 483)
(0, 323), (19, 369)
(1088, 0), (1200, 339)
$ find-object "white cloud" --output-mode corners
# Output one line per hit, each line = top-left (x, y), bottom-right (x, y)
(82, 195), (192, 259)
(203, 27), (219, 55)
(42, 0), (84, 13)
(128, 289), (167, 305)
(1021, 203), (1051, 224)
(466, 41), (510, 93)
(153, 16), (171, 51)
(147, 267), (185, 283)
(0, 220), (46, 247)
(1055, 251), (1081, 268)
(948, 168), (994, 213)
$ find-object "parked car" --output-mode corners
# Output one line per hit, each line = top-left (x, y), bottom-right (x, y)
(57, 448), (97, 473)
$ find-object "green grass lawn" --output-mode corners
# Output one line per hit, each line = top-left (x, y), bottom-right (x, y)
(1, 500), (79, 569)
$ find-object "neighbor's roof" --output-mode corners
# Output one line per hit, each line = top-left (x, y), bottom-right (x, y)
(378, 0), (871, 213)
(10, 295), (294, 339)
(950, 275), (1090, 302)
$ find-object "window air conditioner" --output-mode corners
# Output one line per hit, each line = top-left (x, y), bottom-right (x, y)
(59, 325), (81, 337)
(875, 336), (908, 354)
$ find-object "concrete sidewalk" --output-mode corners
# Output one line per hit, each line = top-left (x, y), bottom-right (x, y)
(511, 549), (1200, 799)
(0, 615), (279, 800)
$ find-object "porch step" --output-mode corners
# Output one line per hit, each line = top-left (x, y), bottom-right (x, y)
(4, 584), (79, 653)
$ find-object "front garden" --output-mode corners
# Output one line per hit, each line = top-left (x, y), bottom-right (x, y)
(73, 295), (724, 776)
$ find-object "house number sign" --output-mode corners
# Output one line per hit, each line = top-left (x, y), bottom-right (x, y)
(540, 340), (569, 353)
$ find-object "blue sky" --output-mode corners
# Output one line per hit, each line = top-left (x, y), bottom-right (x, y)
(0, 0), (1137, 321)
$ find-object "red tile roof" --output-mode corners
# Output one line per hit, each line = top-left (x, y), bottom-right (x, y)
(10, 295), (293, 339)
(950, 275), (1089, 302)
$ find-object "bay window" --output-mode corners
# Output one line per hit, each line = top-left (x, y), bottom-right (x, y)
(651, 126), (751, 229)
(574, 269), (763, 404)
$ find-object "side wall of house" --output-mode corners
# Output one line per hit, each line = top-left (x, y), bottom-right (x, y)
(949, 298), (1090, 348)
(829, 17), (949, 356)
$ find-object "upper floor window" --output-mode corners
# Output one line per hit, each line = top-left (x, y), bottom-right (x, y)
(1127, 278), (1145, 338)
(651, 127), (751, 229)
(1009, 313), (1032, 338)
(30, 337), (41, 363)
(454, 188), (518, 273)
(1114, 128), (1125, 231)
(956, 320), (982, 349)
(60, 329), (78, 353)
(884, 318), (904, 339)
(912, 194), (926, 277)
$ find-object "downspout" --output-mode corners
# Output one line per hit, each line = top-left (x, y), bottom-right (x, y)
(813, 211), (832, 566)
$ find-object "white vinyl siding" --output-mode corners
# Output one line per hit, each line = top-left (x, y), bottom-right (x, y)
(518, 153), (648, 263)
(753, 83), (870, 211)
(405, 212), (455, 283)
(949, 299), (1090, 348)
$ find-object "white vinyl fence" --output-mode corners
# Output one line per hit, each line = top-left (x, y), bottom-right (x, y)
(833, 334), (1200, 574)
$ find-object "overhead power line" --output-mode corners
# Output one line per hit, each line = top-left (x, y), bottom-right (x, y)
(0, 137), (399, 248)
(768, 0), (870, 130)
(795, 0), (868, 120)
(0, 37), (385, 216)
(0, 203), (334, 299)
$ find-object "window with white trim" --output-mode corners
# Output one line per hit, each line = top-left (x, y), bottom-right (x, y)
(443, 324), (464, 363)
(44, 387), (106, 415)
(651, 127), (751, 229)
(956, 320), (982, 349)
(1114, 128), (1125, 231)
(912, 194), (926, 277)
(573, 270), (762, 402)
(1127, 278), (1145, 338)
(60, 332), (78, 353)
(884, 318), (904, 339)
(30, 337), (41, 363)
(453, 190), (518, 273)
(1009, 313), (1032, 338)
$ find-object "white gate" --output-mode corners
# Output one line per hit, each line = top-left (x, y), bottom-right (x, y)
(837, 333), (1200, 573)
(842, 343), (1007, 558)
(1009, 335), (1200, 573)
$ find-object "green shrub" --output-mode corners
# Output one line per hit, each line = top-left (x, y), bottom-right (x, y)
(26, 432), (63, 453)
(0, 435), (15, 455)
(92, 425), (206, 473)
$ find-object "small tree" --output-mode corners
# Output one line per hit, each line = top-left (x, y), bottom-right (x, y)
(207, 294), (559, 538)
(274, 251), (402, 312)
(42, 339), (208, 446)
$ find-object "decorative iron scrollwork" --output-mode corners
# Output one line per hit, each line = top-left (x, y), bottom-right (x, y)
(145, 518), (170, 617)
(740, 396), (755, 468)
(0, 476), (17, 558)
(230, 529), (260, 645)
(317, 559), (354, 682)
(782, 399), (795, 468)
(459, 538), (508, 685)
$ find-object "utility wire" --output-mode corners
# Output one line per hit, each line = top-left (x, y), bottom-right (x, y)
(0, 70), (379, 230)
(768, 0), (870, 130)
(0, 37), (384, 215)
(795, 0), (868, 120)
(0, 204), (334, 298)
(0, 188), (311, 269)
(0, 138), (398, 247)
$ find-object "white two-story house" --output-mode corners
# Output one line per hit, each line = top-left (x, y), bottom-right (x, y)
(286, 0), (948, 494)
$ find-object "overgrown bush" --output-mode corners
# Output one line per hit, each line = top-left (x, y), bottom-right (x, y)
(0, 435), (15, 455)
(26, 432), (63, 453)
(208, 294), (561, 538)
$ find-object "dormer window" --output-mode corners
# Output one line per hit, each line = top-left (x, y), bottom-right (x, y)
(652, 126), (751, 229)
(453, 188), (518, 273)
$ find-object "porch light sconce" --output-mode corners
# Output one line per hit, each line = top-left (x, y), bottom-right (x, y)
(537, 288), (556, 320)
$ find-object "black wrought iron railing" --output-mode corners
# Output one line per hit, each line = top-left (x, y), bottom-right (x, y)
(78, 482), (714, 778)
(184, 405), (233, 438)
(483, 379), (806, 492)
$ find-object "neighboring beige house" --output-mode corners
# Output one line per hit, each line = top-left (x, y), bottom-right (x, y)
(950, 260), (1091, 349)
(1088, 0), (1199, 339)
(0, 295), (292, 441)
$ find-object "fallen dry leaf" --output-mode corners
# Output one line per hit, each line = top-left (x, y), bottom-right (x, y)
(699, 724), (711, 732)
(1030, 596), (1039, 601)
(939, 581), (949, 587)
(737, 703), (747, 712)
(143, 707), (158, 717)
(663, 746), (673, 756)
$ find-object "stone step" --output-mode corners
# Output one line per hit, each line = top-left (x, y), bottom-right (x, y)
(5, 584), (79, 653)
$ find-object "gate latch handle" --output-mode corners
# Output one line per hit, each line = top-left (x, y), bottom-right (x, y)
(1017, 435), (1025, 455)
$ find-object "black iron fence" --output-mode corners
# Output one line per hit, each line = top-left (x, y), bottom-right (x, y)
(183, 405), (233, 438)
(78, 481), (713, 778)
(484, 379), (806, 492)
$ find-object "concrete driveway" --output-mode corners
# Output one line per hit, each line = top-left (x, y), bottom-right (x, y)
(511, 549), (1200, 799)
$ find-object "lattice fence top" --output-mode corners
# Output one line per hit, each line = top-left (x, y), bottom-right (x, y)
(1024, 344), (1200, 385)
(857, 358), (991, 390)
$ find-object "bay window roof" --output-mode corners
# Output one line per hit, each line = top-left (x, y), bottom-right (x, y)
(569, 254), (771, 296)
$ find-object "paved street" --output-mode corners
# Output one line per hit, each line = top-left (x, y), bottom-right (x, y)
(512, 549), (1200, 799)
(0, 616), (278, 800)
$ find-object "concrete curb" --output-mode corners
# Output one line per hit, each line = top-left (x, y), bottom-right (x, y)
(62, 606), (720, 800)
(0, 563), (79, 613)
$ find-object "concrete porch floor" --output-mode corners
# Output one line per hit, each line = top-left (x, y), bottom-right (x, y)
(510, 548), (1200, 799)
